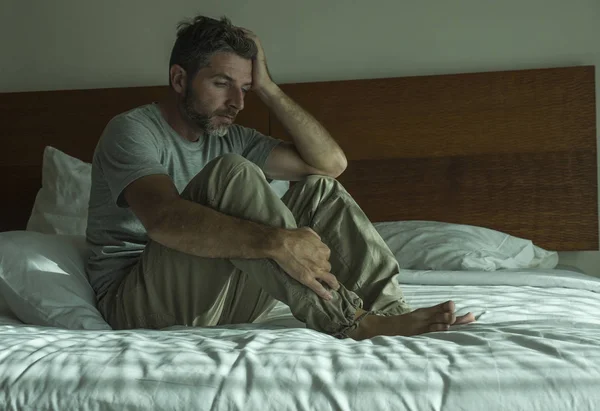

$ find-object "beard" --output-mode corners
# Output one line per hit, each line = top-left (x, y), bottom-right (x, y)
(181, 86), (233, 138)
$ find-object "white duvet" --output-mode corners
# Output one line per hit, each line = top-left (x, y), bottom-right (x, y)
(1, 268), (600, 411)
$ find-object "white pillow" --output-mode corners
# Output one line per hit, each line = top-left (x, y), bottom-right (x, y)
(0, 231), (111, 330)
(26, 146), (290, 236)
(373, 220), (558, 271)
(27, 146), (91, 236)
(0, 291), (18, 323)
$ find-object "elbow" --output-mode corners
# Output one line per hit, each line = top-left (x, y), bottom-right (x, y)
(144, 213), (165, 241)
(329, 165), (346, 179)
(330, 153), (348, 178)
(305, 151), (347, 179)
(144, 201), (177, 241)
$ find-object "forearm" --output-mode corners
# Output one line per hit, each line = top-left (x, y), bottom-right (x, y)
(148, 198), (281, 260)
(256, 83), (347, 175)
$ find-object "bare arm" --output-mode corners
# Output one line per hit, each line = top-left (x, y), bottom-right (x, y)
(257, 83), (347, 178)
(125, 174), (279, 260)
(125, 174), (340, 298)
(242, 29), (347, 180)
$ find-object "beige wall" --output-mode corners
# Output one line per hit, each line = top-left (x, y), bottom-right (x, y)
(2, 0), (599, 275)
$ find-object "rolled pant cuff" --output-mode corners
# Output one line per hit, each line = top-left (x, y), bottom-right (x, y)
(331, 308), (371, 339)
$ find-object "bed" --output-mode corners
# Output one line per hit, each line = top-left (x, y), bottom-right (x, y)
(0, 65), (598, 410)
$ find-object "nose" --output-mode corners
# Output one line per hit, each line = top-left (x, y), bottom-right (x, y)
(228, 88), (244, 111)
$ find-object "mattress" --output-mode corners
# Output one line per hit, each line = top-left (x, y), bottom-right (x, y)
(1, 268), (599, 411)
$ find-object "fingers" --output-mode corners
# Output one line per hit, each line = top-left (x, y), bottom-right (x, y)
(301, 228), (331, 258)
(319, 272), (340, 291)
(304, 227), (321, 240)
(304, 271), (339, 299)
(308, 279), (333, 301)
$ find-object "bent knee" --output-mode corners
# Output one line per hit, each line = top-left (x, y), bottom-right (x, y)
(303, 174), (339, 187)
(295, 174), (346, 197)
(214, 153), (250, 168)
(210, 153), (261, 174)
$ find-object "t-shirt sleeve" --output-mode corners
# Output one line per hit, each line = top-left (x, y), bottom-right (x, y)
(95, 115), (168, 208)
(228, 125), (283, 170)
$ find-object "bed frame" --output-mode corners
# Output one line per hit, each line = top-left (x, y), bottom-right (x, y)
(0, 65), (596, 251)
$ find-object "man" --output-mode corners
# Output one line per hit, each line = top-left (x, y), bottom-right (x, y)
(86, 15), (474, 340)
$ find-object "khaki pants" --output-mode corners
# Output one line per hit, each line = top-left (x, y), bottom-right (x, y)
(98, 154), (410, 338)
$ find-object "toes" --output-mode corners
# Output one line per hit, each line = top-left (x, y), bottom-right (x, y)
(454, 312), (476, 325)
(429, 323), (450, 332)
(425, 300), (455, 314)
(435, 300), (455, 313)
(435, 312), (456, 324)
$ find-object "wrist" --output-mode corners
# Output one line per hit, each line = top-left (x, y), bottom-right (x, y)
(254, 81), (281, 102)
(262, 226), (287, 260)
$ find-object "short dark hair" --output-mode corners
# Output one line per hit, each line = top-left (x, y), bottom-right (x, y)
(168, 15), (257, 86)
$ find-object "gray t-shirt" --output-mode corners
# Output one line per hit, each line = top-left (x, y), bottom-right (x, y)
(86, 103), (282, 298)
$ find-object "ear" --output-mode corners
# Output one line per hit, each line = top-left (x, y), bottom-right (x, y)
(169, 64), (187, 95)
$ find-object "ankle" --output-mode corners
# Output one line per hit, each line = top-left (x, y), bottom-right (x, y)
(349, 311), (380, 340)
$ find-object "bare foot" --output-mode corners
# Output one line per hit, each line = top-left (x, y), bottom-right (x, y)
(349, 301), (475, 340)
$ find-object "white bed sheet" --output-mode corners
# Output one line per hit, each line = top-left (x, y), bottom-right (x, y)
(1, 268), (600, 411)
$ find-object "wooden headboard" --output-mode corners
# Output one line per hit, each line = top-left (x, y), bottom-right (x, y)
(0, 65), (597, 251)
(0, 86), (269, 233)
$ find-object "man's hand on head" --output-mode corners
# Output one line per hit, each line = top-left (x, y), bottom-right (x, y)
(239, 28), (276, 93)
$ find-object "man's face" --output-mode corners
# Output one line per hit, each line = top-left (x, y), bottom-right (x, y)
(180, 52), (253, 137)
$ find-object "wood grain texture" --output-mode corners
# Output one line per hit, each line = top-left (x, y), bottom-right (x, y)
(0, 66), (596, 251)
(271, 66), (598, 251)
(338, 150), (597, 251)
(272, 66), (596, 159)
(0, 87), (269, 231)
